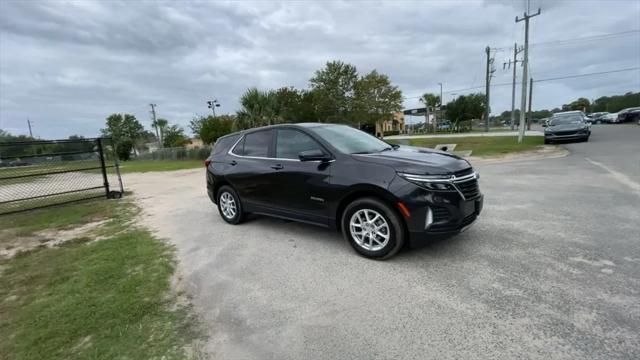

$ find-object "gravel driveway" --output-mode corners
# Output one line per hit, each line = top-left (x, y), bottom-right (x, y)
(125, 125), (640, 360)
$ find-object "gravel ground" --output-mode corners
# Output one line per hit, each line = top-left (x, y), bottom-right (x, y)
(125, 124), (640, 360)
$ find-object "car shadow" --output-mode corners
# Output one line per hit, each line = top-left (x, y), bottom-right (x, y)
(242, 213), (477, 261)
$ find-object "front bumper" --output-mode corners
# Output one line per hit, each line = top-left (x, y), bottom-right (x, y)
(545, 132), (589, 142)
(388, 176), (484, 248)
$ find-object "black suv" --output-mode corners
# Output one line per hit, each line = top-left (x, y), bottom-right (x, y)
(205, 123), (483, 259)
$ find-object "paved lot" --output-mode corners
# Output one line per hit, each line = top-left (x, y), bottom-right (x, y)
(126, 124), (639, 360)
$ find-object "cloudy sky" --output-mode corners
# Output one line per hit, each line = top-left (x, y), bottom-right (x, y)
(1, 0), (638, 138)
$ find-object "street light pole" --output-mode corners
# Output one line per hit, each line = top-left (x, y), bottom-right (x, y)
(207, 99), (220, 117)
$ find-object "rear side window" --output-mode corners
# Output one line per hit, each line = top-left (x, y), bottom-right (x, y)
(276, 129), (323, 159)
(212, 134), (240, 157)
(232, 130), (271, 157)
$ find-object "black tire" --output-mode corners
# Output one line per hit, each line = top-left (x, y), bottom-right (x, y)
(341, 197), (405, 260)
(544, 138), (550, 144)
(217, 185), (245, 224)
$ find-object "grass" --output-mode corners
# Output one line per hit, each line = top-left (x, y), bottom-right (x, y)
(389, 136), (544, 157)
(0, 199), (196, 359)
(0, 197), (117, 237)
(117, 159), (203, 173)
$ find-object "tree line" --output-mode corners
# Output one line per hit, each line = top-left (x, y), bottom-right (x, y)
(190, 60), (404, 144)
(494, 92), (639, 124)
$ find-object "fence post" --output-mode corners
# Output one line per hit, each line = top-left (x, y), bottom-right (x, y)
(97, 138), (111, 198)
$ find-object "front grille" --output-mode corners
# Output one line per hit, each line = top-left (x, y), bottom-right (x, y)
(555, 130), (577, 136)
(454, 178), (480, 199)
(431, 206), (450, 222)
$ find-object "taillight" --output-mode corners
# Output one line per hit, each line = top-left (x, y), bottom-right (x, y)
(204, 159), (211, 167)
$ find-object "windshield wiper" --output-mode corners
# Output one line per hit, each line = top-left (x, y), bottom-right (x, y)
(351, 151), (372, 154)
(380, 144), (399, 152)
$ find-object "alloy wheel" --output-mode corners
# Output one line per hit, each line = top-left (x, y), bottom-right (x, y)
(349, 209), (390, 251)
(219, 192), (237, 219)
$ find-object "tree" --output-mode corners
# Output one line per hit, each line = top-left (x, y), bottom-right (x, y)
(273, 86), (306, 123)
(190, 115), (234, 144)
(162, 124), (190, 148)
(101, 113), (144, 160)
(444, 93), (486, 131)
(419, 93), (440, 109)
(353, 70), (403, 127)
(419, 93), (441, 132)
(567, 97), (590, 111)
(238, 87), (277, 127)
(152, 118), (169, 145)
(309, 60), (358, 122)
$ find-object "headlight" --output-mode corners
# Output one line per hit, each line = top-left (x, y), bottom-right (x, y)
(545, 127), (553, 133)
(397, 172), (456, 191)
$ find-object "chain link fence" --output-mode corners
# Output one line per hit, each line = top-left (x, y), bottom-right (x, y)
(0, 138), (123, 215)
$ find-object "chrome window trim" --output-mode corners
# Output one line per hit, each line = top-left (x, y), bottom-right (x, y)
(227, 134), (334, 163)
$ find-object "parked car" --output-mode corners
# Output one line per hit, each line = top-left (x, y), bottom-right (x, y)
(589, 112), (610, 124)
(602, 112), (618, 123)
(544, 113), (590, 144)
(616, 107), (640, 123)
(205, 123), (483, 259)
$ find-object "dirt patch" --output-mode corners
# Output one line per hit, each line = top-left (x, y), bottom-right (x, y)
(0, 220), (108, 259)
(467, 145), (569, 164)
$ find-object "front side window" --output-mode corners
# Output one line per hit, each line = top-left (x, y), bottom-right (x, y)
(238, 130), (271, 157)
(276, 129), (323, 159)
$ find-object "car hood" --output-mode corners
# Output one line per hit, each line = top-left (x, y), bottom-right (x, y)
(547, 123), (587, 131)
(352, 145), (471, 175)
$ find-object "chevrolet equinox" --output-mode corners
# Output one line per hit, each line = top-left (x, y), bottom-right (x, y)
(205, 123), (483, 259)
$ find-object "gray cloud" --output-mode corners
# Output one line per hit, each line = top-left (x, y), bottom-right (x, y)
(1, 0), (638, 138)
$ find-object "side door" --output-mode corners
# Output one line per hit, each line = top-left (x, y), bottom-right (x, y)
(268, 128), (333, 225)
(224, 129), (276, 208)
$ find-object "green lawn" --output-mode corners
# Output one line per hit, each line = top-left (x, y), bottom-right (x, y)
(389, 136), (544, 157)
(117, 159), (203, 173)
(0, 199), (196, 359)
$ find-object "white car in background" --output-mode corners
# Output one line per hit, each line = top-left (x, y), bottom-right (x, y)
(604, 113), (619, 123)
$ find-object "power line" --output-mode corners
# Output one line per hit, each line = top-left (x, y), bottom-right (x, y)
(404, 67), (640, 100)
(534, 67), (640, 83)
(494, 29), (640, 50)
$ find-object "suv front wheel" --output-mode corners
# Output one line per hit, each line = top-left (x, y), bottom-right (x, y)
(342, 197), (405, 259)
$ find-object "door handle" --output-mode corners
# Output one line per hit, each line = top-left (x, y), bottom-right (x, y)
(271, 164), (284, 170)
(229, 160), (237, 166)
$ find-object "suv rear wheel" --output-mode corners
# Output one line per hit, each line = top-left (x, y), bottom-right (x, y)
(217, 185), (245, 224)
(342, 197), (405, 259)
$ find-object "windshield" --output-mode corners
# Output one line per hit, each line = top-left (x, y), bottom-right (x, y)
(550, 115), (584, 126)
(311, 125), (391, 154)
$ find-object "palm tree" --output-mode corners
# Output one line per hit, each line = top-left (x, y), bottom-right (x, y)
(420, 93), (441, 133)
(239, 87), (277, 127)
(152, 118), (169, 147)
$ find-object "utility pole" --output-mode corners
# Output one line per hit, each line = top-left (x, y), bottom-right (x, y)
(150, 103), (161, 149)
(504, 43), (524, 131)
(27, 118), (33, 137)
(527, 78), (533, 130)
(438, 82), (443, 133)
(516, 6), (541, 143)
(484, 46), (495, 132)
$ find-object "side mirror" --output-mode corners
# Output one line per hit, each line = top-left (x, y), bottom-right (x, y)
(542, 123), (548, 127)
(299, 149), (331, 162)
